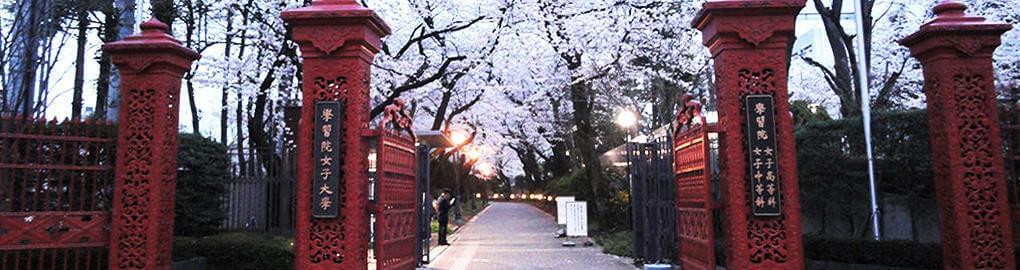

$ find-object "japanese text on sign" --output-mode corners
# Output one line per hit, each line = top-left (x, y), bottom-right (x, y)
(745, 95), (781, 216)
(314, 102), (343, 218)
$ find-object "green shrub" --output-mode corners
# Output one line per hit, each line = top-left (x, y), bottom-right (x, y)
(804, 236), (941, 269)
(173, 232), (294, 270)
(595, 230), (634, 258)
(796, 109), (935, 237)
(175, 133), (229, 237)
(545, 169), (584, 196)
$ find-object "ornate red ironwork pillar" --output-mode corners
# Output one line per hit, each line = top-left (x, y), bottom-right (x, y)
(692, 1), (805, 269)
(900, 2), (1015, 269)
(281, 1), (390, 269)
(103, 19), (199, 270)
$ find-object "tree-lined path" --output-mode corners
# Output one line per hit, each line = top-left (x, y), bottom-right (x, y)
(427, 202), (635, 270)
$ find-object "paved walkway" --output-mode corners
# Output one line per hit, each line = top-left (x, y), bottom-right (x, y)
(426, 202), (636, 270)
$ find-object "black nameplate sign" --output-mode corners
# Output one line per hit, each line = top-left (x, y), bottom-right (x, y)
(313, 101), (342, 218)
(745, 95), (781, 216)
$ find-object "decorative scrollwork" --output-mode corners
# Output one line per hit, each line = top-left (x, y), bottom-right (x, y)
(308, 74), (350, 265)
(677, 209), (709, 240)
(725, 17), (783, 46)
(737, 68), (776, 95)
(952, 72), (1008, 269)
(747, 215), (788, 263)
(381, 98), (413, 133)
(315, 76), (349, 101)
(118, 88), (156, 269)
(675, 94), (703, 128)
(736, 66), (790, 264)
(309, 220), (346, 264)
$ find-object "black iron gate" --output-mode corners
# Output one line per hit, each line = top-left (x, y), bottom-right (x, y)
(415, 144), (432, 265)
(629, 135), (678, 264)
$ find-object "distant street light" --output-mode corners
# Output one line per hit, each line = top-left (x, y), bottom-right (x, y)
(616, 110), (637, 129)
(450, 130), (469, 146)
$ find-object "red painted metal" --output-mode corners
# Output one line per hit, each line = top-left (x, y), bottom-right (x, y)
(281, 1), (390, 269)
(692, 1), (806, 269)
(900, 2), (1016, 269)
(0, 115), (117, 269)
(102, 19), (199, 270)
(372, 100), (417, 270)
(1001, 105), (1020, 252)
(673, 95), (716, 270)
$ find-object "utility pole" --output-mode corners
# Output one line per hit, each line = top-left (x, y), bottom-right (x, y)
(853, 0), (881, 241)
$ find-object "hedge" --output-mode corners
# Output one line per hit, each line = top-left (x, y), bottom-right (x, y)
(175, 133), (230, 237)
(796, 109), (935, 237)
(173, 232), (294, 270)
(804, 236), (941, 268)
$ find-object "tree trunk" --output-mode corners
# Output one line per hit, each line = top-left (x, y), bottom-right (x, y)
(7, 0), (43, 116)
(72, 9), (88, 119)
(184, 0), (200, 134)
(431, 90), (453, 130)
(95, 3), (119, 120)
(568, 78), (608, 219)
(221, 7), (233, 143)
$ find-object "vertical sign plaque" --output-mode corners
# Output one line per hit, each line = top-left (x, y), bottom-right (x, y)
(314, 101), (342, 218)
(745, 95), (781, 216)
(566, 201), (588, 237)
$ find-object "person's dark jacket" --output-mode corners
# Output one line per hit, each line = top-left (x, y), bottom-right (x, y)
(437, 196), (452, 218)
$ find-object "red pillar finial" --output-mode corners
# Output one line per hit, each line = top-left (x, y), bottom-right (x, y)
(934, 1), (966, 16)
(312, 0), (360, 6)
(102, 17), (199, 270)
(140, 18), (169, 33)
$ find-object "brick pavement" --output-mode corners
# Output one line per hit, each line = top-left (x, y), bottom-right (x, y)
(425, 202), (636, 270)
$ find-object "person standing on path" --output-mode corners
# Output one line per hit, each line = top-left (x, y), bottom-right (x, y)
(434, 189), (455, 245)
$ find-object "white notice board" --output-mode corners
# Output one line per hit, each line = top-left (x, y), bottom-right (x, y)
(565, 201), (588, 237)
(555, 196), (575, 225)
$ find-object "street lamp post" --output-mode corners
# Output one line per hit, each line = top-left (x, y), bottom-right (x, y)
(616, 110), (639, 261)
(453, 148), (481, 223)
(454, 152), (464, 222)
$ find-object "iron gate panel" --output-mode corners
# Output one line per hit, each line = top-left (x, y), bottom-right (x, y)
(629, 135), (678, 263)
(415, 145), (432, 265)
(373, 108), (417, 270)
(673, 116), (715, 270)
(0, 116), (115, 270)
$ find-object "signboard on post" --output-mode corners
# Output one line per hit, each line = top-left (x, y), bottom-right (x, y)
(555, 196), (575, 225)
(565, 201), (588, 237)
(744, 95), (781, 216)
(313, 101), (342, 218)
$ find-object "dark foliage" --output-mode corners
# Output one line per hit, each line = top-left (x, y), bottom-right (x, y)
(796, 109), (934, 237)
(804, 236), (942, 269)
(173, 232), (294, 270)
(175, 133), (229, 237)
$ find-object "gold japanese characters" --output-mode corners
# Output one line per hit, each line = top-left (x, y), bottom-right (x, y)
(313, 102), (343, 218)
(745, 95), (781, 216)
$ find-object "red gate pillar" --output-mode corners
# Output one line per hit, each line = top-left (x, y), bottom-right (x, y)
(103, 19), (200, 270)
(900, 2), (1015, 269)
(692, 1), (805, 269)
(281, 1), (390, 269)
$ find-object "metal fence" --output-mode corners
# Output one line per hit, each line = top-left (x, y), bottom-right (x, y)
(222, 147), (296, 234)
(0, 115), (116, 270)
(629, 135), (678, 264)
